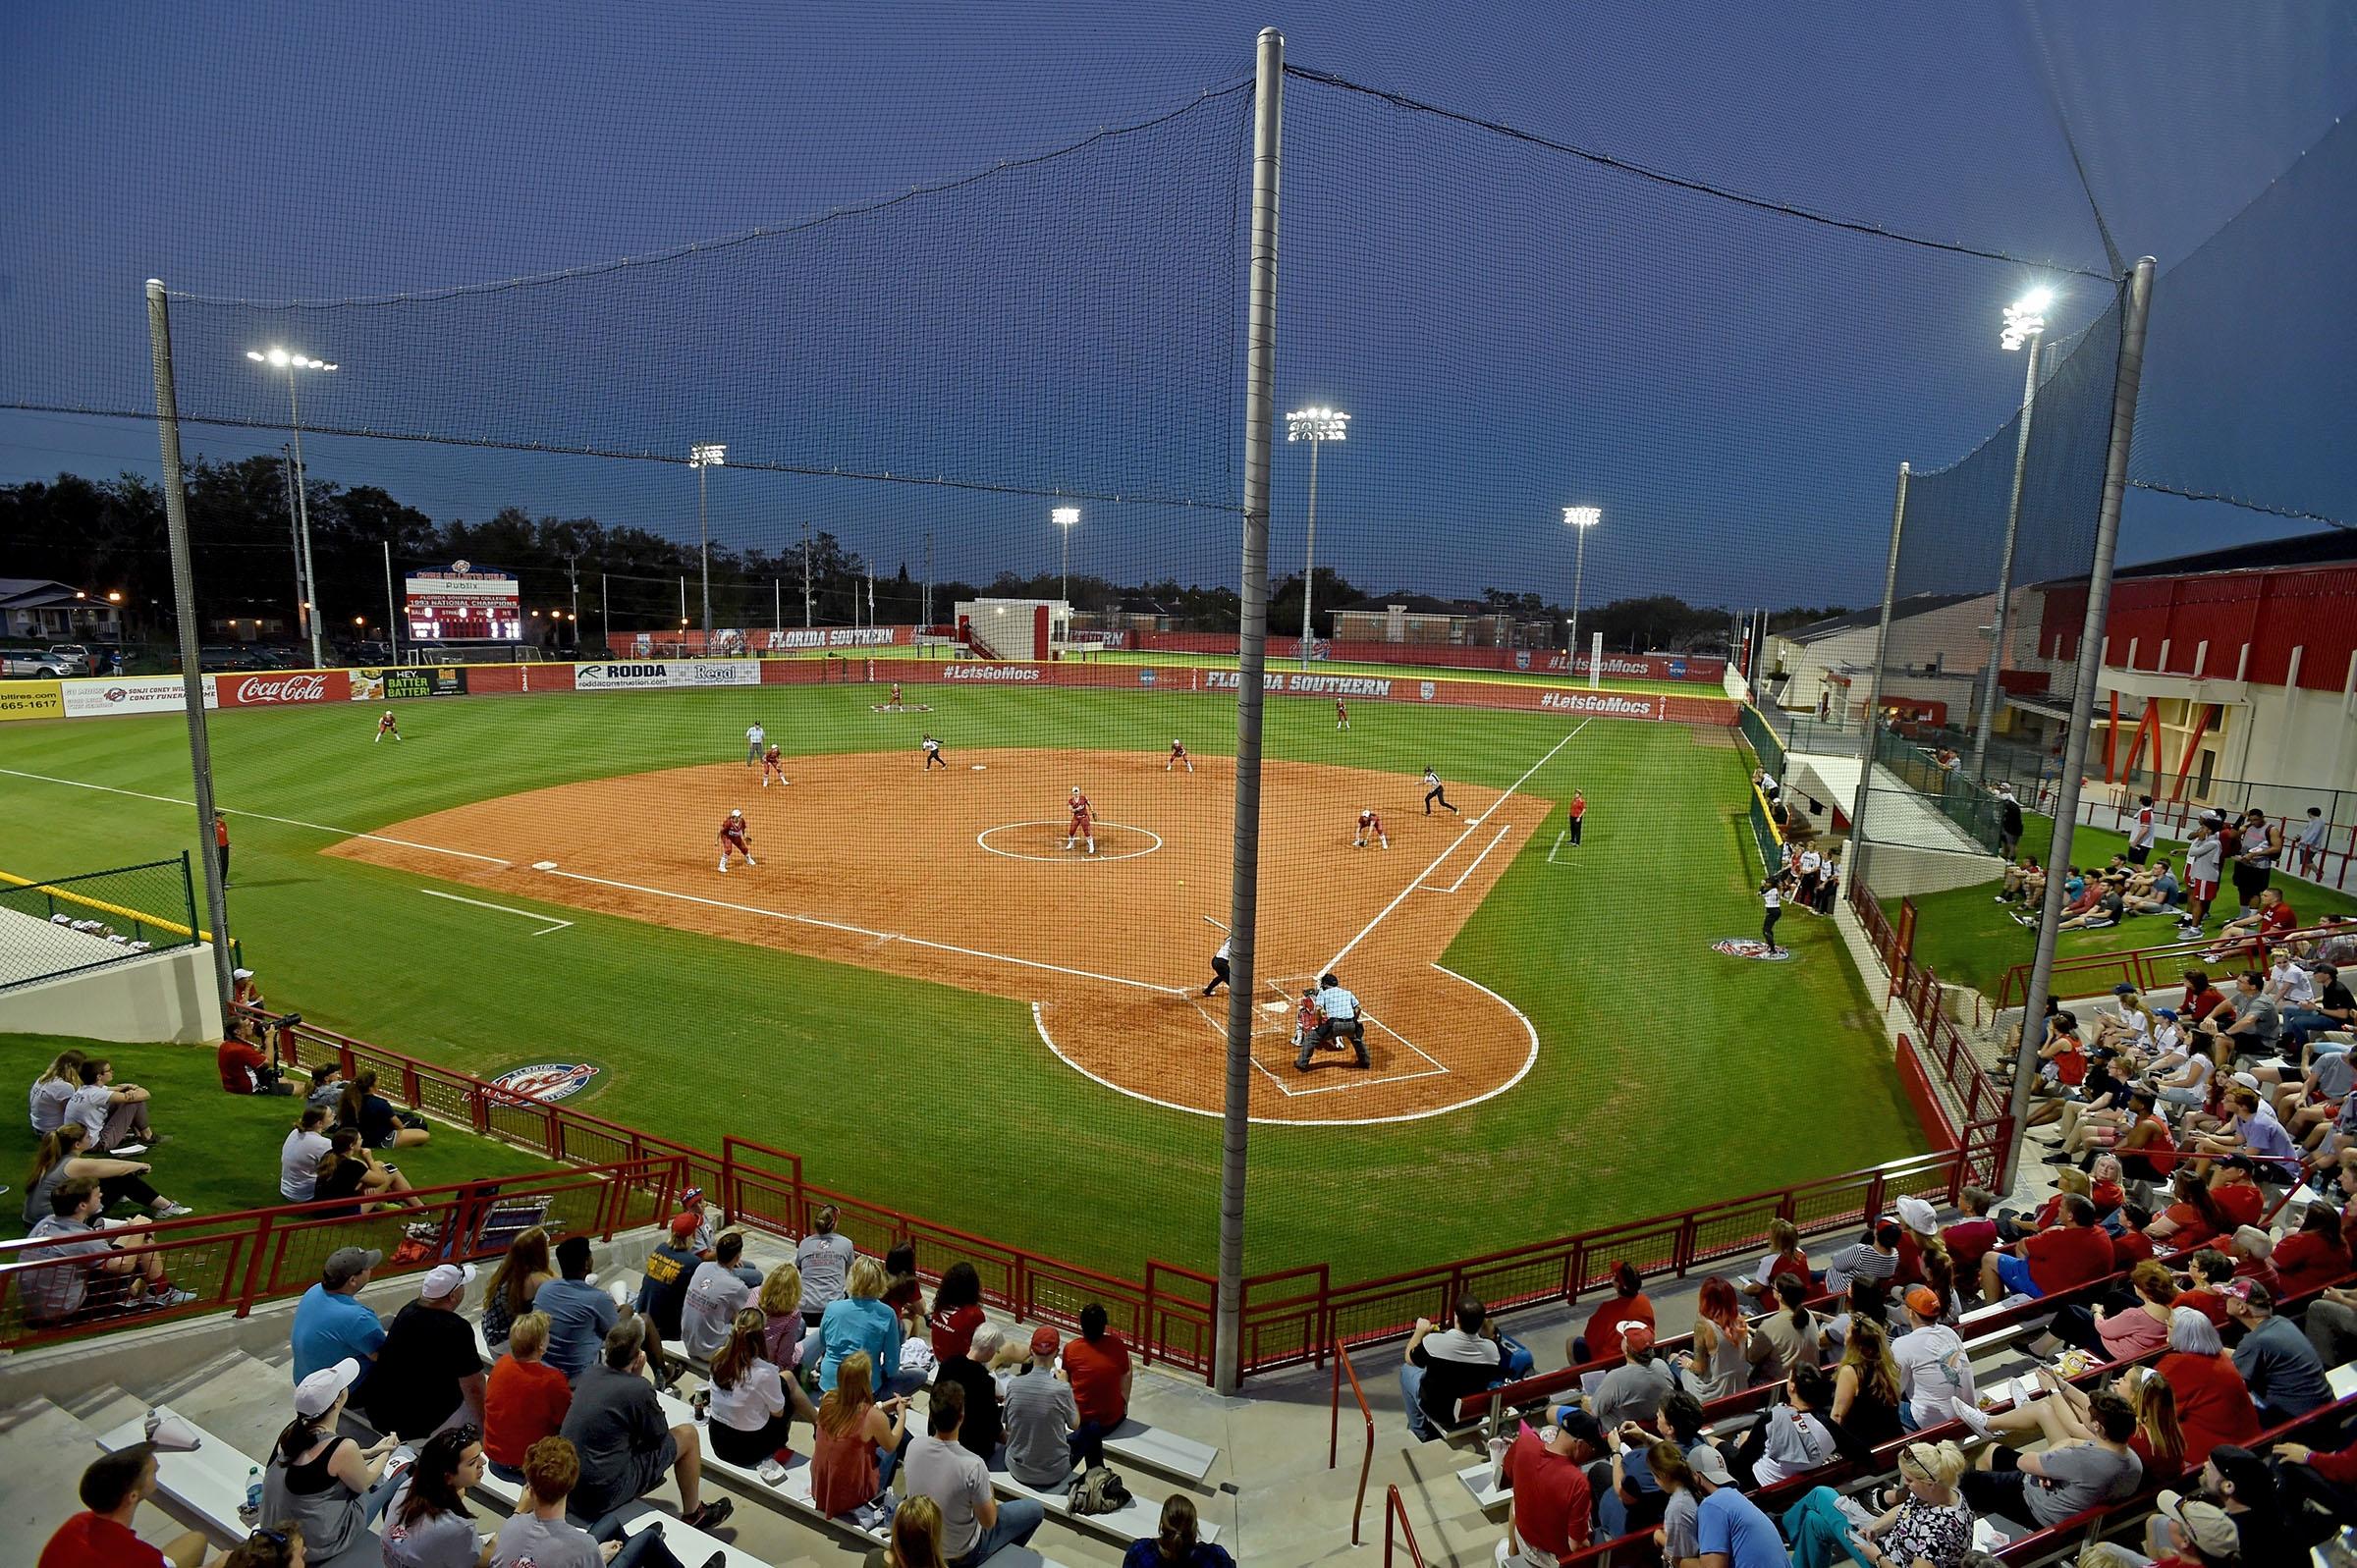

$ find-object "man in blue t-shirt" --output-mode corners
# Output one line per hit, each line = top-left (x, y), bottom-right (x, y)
(534, 1234), (620, 1382)
(290, 1246), (386, 1385)
(1687, 1443), (1786, 1567)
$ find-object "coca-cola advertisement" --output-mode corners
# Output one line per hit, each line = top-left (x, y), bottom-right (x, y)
(216, 670), (352, 707)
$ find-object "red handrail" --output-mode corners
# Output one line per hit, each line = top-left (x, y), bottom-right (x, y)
(1382, 1485), (1426, 1568)
(1329, 1336), (1374, 1546)
(1993, 916), (2351, 1014)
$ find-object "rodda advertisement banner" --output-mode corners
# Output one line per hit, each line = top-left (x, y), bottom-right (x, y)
(576, 660), (762, 690)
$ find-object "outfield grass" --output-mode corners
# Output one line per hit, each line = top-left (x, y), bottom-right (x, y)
(0, 686), (1918, 1281)
(1903, 814), (2357, 998)
(1, 1034), (553, 1230)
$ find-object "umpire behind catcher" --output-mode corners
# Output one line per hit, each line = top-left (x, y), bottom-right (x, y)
(1298, 971), (1370, 1070)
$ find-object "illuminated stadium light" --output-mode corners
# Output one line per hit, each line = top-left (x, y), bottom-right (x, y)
(1286, 406), (1349, 668)
(247, 347), (338, 667)
(1563, 506), (1602, 665)
(1052, 506), (1080, 606)
(690, 444), (727, 639)
(2000, 287), (2053, 351)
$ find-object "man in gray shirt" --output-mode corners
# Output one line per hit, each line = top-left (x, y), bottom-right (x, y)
(2200, 970), (2279, 1058)
(534, 1236), (620, 1382)
(492, 1433), (707, 1568)
(558, 1318), (732, 1531)
(1001, 1325), (1081, 1489)
(1590, 1325), (1680, 1430)
(678, 1233), (756, 1360)
(904, 1381), (1043, 1568)
(2226, 1280), (2332, 1421)
(1958, 1387), (2142, 1529)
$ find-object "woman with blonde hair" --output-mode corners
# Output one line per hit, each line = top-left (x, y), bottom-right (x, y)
(28, 1048), (85, 1135)
(758, 1263), (806, 1369)
(480, 1226), (555, 1350)
(1742, 1218), (1812, 1309)
(1830, 1317), (1904, 1452)
(811, 1349), (909, 1529)
(709, 1306), (798, 1467)
(1681, 1276), (1750, 1400)
(22, 1121), (183, 1225)
(482, 1312), (571, 1485)
(819, 1255), (910, 1396)
(867, 1493), (946, 1568)
(1782, 1438), (1972, 1568)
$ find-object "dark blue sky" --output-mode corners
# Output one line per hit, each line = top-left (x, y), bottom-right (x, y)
(4, 2), (2351, 610)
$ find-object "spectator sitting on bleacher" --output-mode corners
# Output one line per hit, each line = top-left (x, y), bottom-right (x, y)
(2156, 1306), (2263, 1465)
(38, 1443), (210, 1568)
(1729, 1365), (1836, 1488)
(2257, 1036), (2355, 1152)
(1570, 1262), (1654, 1365)
(2222, 1279), (2331, 1421)
(2050, 1259), (2179, 1362)
(811, 1349), (909, 1528)
(1783, 1436), (1972, 1568)
(291, 1246), (385, 1383)
(1681, 1276), (1751, 1400)
(1494, 1403), (1597, 1567)
(1823, 1219), (1901, 1296)
(2271, 1203), (2350, 1297)
(1004, 1325), (1083, 1488)
(1954, 1361), (2177, 1472)
(1401, 1295), (1503, 1440)
(708, 1306), (802, 1468)
(262, 1357), (407, 1559)
(533, 1235), (618, 1383)
(1065, 1301), (1136, 1446)
(2185, 1088), (2303, 1181)
(929, 1261), (987, 1361)
(630, 1213), (702, 1384)
(1739, 1218), (1811, 1310)
(2205, 1156), (2268, 1229)
(1124, 1494), (1235, 1568)
(69, 1057), (158, 1155)
(1892, 1285), (1974, 1429)
(1957, 1383), (2143, 1536)
(2206, 884), (2296, 961)
(2280, 960), (2355, 1054)
(1685, 1441), (1786, 1567)
(362, 1262), (487, 1441)
(2196, 969), (2281, 1066)
(683, 1230), (764, 1364)
(1941, 1188), (2000, 1280)
(757, 1264), (808, 1380)
(882, 1241), (924, 1339)
(904, 1379), (1044, 1568)
(27, 1048), (85, 1136)
(875, 1495), (947, 1568)
(560, 1315), (734, 1531)
(1597, 1413), (1673, 1541)
(2272, 1429), (2357, 1528)
(2146, 1172), (2230, 1252)
(818, 1255), (907, 1397)
(1590, 1323), (1682, 1429)
(1745, 1273), (1821, 1384)
(2152, 1444), (2288, 1566)
(2086, 1491), (2239, 1568)
(795, 1204), (856, 1352)
(24, 1121), (185, 1226)
(335, 1068), (429, 1152)
(379, 1426), (486, 1568)
(2225, 1224), (2283, 1297)
(1980, 1192), (2113, 1303)
(1828, 1317), (1904, 1455)
(484, 1312), (572, 1486)
(930, 1319), (1006, 1462)
(495, 1435), (711, 1568)
(480, 1226), (555, 1354)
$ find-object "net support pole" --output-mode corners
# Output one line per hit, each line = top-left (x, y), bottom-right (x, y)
(1970, 335), (2042, 779)
(2001, 258), (2156, 1195)
(1214, 24), (1283, 1398)
(145, 279), (235, 1013)
(1845, 463), (1910, 895)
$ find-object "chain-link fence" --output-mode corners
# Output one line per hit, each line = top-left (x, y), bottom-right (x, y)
(0, 853), (210, 991)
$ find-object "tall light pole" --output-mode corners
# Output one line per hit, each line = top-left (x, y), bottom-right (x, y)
(1971, 287), (2055, 779)
(690, 444), (726, 644)
(1286, 406), (1348, 669)
(1053, 507), (1080, 610)
(1562, 506), (1601, 669)
(247, 347), (336, 667)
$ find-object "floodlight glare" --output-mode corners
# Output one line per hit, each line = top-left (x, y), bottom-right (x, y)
(1052, 507), (1080, 526)
(1562, 506), (1601, 529)
(690, 443), (727, 466)
(1286, 406), (1349, 442)
(2001, 288), (2054, 352)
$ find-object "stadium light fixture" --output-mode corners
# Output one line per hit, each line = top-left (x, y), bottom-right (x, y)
(689, 444), (727, 643)
(2000, 288), (2052, 352)
(1974, 287), (2059, 777)
(1053, 507), (1081, 608)
(247, 346), (338, 667)
(1562, 506), (1602, 665)
(1286, 406), (1350, 670)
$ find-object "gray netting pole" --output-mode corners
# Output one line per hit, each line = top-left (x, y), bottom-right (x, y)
(1845, 462), (1909, 895)
(145, 280), (236, 1014)
(1214, 24), (1283, 1398)
(1969, 338), (2043, 780)
(2001, 257), (2157, 1196)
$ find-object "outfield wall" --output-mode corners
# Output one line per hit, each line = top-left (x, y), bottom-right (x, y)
(24, 658), (1742, 727)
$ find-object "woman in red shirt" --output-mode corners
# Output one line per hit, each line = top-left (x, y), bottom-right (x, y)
(481, 1312), (573, 1482)
(2146, 1172), (2230, 1251)
(1570, 1261), (1653, 1366)
(2155, 1307), (2261, 1465)
(2272, 1205), (2352, 1298)
(928, 1261), (986, 1361)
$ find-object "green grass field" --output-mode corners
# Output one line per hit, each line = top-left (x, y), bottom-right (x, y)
(1903, 814), (2357, 999)
(0, 684), (1918, 1283)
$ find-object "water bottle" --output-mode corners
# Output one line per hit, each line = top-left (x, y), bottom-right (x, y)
(242, 1466), (262, 1521)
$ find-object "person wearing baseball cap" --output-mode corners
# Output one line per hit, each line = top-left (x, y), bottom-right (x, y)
(290, 1246), (387, 1384)
(2222, 1278), (2332, 1422)
(260, 1357), (406, 1562)
(1684, 1431), (1785, 1567)
(630, 1211), (704, 1386)
(360, 1261), (485, 1439)
(1001, 1325), (1080, 1490)
(1494, 1404), (1600, 1566)
(2146, 1489), (2241, 1565)
(1891, 1284), (1974, 1428)
(1592, 1321), (1679, 1431)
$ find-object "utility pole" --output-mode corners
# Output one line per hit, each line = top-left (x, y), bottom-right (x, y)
(281, 445), (307, 651)
(802, 522), (813, 628)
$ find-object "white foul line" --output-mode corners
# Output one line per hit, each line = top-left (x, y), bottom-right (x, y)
(1322, 720), (1587, 974)
(0, 767), (512, 866)
(1428, 824), (1510, 894)
(540, 865), (1186, 996)
(1546, 827), (1568, 864)
(417, 888), (575, 937)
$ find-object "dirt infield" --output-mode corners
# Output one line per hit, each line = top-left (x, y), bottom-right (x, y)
(330, 745), (1559, 1123)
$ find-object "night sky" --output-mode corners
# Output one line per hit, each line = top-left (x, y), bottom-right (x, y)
(4, 2), (2351, 610)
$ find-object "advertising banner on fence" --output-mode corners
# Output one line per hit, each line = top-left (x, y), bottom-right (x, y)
(608, 626), (912, 657)
(216, 670), (354, 708)
(576, 660), (762, 691)
(61, 675), (217, 718)
(0, 680), (64, 722)
(350, 667), (466, 701)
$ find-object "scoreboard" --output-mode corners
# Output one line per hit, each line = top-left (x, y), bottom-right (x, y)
(405, 563), (521, 643)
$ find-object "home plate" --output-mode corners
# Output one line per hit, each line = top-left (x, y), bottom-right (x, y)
(532, 861), (559, 871)
(1261, 1000), (1287, 1012)
(971, 765), (987, 771)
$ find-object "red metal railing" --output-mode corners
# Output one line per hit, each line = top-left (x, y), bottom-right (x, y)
(1381, 1485), (1426, 1568)
(0, 1154), (682, 1352)
(1993, 917), (2352, 1014)
(1329, 1337), (1374, 1546)
(1846, 882), (2012, 1184)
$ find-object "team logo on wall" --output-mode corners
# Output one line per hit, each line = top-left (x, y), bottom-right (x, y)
(1137, 669), (1158, 686)
(1419, 681), (1436, 701)
(1711, 939), (1795, 962)
(489, 1062), (600, 1103)
(1514, 652), (1531, 671)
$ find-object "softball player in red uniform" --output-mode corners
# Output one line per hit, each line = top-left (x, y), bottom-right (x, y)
(717, 809), (757, 873)
(1335, 698), (1349, 730)
(1065, 787), (1096, 854)
(375, 710), (401, 743)
(760, 744), (788, 787)
(1167, 739), (1193, 774)
(1353, 809), (1389, 849)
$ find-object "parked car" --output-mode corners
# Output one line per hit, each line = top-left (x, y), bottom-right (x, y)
(196, 644), (267, 672)
(45, 644), (95, 675)
(1, 648), (72, 677)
